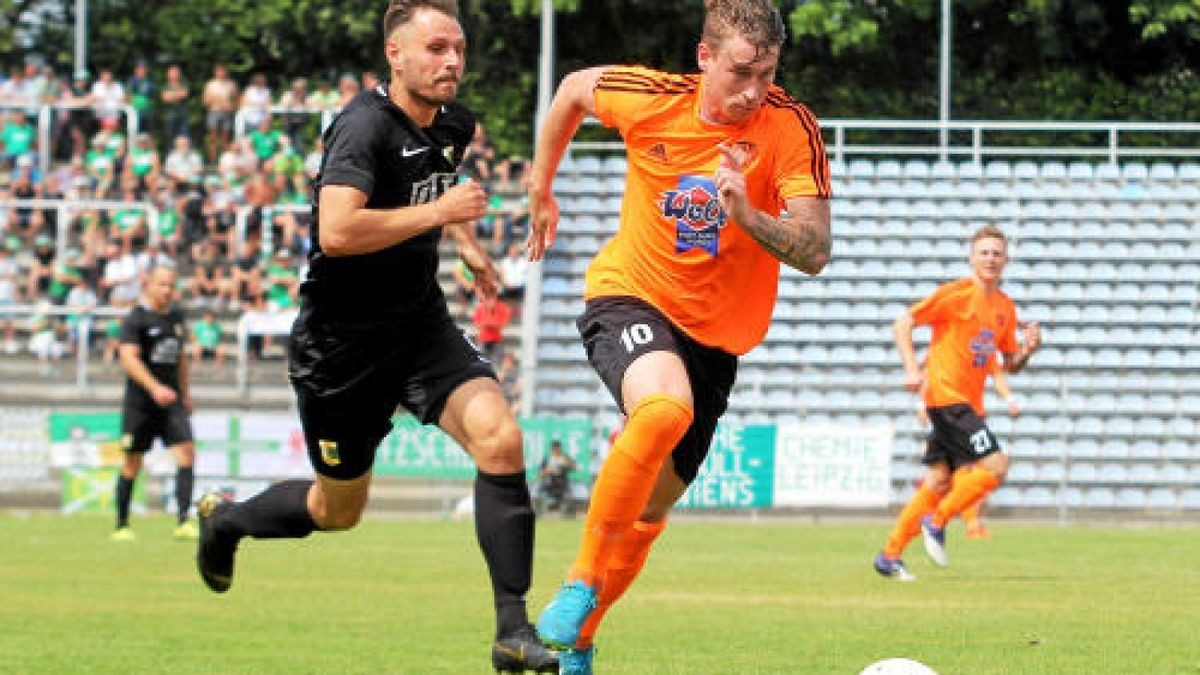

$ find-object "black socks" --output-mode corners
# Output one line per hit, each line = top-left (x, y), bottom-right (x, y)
(115, 474), (134, 528)
(474, 470), (536, 637)
(220, 479), (319, 540)
(175, 466), (194, 524)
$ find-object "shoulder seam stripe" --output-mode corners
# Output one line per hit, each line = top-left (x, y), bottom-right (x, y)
(766, 96), (831, 197)
(600, 74), (696, 93)
(596, 84), (694, 96)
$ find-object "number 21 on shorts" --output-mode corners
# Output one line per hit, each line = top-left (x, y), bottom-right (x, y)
(969, 429), (993, 455)
(620, 323), (654, 353)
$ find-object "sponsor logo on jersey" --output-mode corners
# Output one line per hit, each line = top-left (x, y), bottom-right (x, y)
(411, 172), (457, 205)
(660, 175), (728, 256)
(970, 329), (996, 368)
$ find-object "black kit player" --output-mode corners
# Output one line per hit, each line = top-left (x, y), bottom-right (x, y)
(194, 2), (556, 672)
(113, 264), (198, 542)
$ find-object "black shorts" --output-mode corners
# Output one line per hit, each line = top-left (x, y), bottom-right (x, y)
(289, 304), (495, 480)
(922, 403), (1002, 471)
(122, 402), (193, 453)
(577, 296), (737, 485)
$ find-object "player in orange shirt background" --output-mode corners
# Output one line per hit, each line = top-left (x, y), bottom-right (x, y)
(916, 362), (1020, 539)
(524, 0), (832, 670)
(875, 225), (1042, 581)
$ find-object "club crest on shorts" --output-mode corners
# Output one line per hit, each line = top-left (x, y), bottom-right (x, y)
(318, 439), (341, 466)
(660, 175), (728, 256)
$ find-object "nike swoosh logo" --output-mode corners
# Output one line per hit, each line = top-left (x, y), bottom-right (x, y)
(401, 146), (429, 157)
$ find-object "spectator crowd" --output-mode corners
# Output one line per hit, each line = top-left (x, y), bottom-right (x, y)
(0, 58), (531, 404)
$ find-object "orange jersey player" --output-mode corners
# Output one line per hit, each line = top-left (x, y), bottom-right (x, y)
(916, 362), (1020, 539)
(874, 225), (1042, 581)
(524, 1), (832, 671)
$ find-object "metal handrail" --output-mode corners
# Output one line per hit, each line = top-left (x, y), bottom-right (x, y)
(5, 199), (160, 263)
(232, 106), (338, 140)
(571, 118), (1200, 163)
(1, 103), (139, 172)
(0, 303), (125, 393)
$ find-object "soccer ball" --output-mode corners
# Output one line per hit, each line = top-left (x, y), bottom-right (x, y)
(858, 658), (938, 675)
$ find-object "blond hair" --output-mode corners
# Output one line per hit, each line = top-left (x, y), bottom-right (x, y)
(971, 225), (1008, 247)
(702, 0), (786, 55)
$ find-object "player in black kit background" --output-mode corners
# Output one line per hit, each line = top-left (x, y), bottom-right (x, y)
(113, 264), (198, 542)
(194, 2), (557, 672)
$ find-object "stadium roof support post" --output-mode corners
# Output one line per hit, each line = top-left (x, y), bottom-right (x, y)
(939, 0), (951, 162)
(236, 316), (250, 397)
(74, 0), (88, 81)
(519, 0), (556, 419)
(36, 105), (51, 171)
(76, 315), (92, 393)
(1056, 373), (1071, 528)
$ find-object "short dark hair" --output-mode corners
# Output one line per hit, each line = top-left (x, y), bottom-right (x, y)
(702, 0), (786, 55)
(383, 0), (459, 39)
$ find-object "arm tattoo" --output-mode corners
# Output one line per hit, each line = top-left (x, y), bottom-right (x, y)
(738, 199), (831, 275)
(1005, 348), (1033, 374)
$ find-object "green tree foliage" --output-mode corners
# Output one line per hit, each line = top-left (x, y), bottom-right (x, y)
(1, 0), (1196, 154)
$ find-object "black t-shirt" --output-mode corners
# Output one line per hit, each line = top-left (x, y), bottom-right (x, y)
(304, 84), (474, 322)
(119, 304), (186, 406)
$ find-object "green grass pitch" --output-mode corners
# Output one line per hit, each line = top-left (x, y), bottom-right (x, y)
(1, 512), (1197, 674)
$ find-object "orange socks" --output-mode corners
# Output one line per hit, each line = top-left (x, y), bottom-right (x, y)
(962, 500), (981, 526)
(884, 484), (941, 559)
(575, 518), (667, 649)
(955, 467), (982, 525)
(932, 466), (1001, 529)
(568, 394), (692, 586)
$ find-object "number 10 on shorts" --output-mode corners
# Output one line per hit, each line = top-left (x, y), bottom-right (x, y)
(620, 323), (654, 353)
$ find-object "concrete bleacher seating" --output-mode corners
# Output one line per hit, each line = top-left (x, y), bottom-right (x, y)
(532, 154), (1200, 512)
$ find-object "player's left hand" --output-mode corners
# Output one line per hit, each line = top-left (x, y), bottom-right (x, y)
(460, 242), (499, 300)
(1019, 321), (1042, 354)
(1006, 398), (1020, 418)
(526, 185), (559, 262)
(714, 144), (749, 222)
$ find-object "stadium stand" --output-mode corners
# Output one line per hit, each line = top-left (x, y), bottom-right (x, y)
(0, 82), (530, 411)
(530, 148), (1199, 513)
(2, 83), (1196, 516)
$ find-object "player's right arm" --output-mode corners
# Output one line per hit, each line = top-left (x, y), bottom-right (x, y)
(991, 366), (1019, 418)
(318, 104), (487, 257)
(318, 182), (485, 257)
(118, 344), (177, 407)
(526, 66), (608, 261)
(892, 311), (924, 392)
